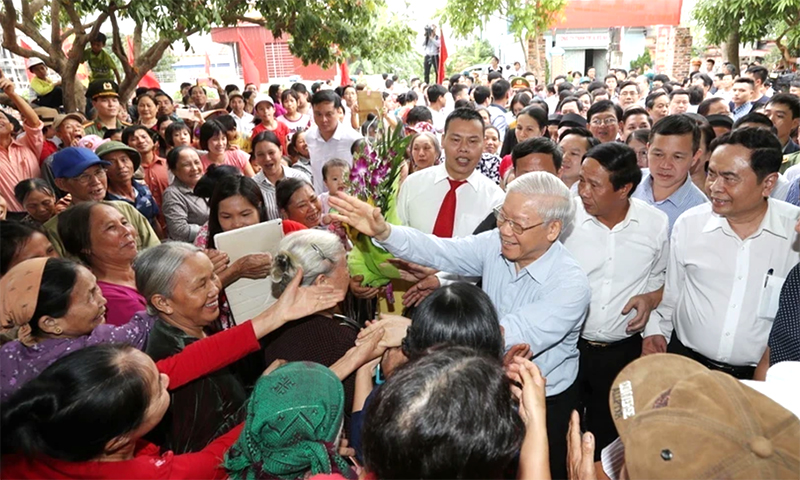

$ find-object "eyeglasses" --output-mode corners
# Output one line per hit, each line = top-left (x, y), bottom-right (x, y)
(590, 118), (619, 127)
(494, 206), (544, 235)
(71, 168), (107, 185)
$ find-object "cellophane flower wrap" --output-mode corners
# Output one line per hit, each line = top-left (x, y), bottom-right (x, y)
(344, 122), (411, 289)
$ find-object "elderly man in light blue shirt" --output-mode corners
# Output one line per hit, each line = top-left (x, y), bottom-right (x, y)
(331, 171), (590, 479)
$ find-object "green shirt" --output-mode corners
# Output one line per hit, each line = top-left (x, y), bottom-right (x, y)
(44, 200), (160, 259)
(82, 49), (117, 82)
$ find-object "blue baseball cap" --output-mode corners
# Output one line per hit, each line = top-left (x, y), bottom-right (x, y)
(52, 147), (111, 179)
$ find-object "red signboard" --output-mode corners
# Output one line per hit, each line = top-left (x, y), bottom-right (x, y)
(555, 0), (683, 29)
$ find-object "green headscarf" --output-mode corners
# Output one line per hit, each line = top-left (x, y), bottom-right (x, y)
(224, 361), (355, 480)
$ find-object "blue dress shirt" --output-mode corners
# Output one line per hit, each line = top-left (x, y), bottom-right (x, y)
(632, 172), (708, 234)
(380, 226), (591, 396)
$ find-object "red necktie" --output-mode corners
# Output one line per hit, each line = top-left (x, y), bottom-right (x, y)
(432, 179), (467, 238)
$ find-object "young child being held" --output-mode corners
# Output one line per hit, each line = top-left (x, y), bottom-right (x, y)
(320, 158), (351, 250)
(320, 158), (350, 222)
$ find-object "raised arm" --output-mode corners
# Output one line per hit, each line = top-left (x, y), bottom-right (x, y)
(157, 268), (344, 387)
(211, 78), (229, 110)
(0, 77), (41, 129)
(329, 192), (488, 276)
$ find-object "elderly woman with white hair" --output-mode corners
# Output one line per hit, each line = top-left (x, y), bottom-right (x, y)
(261, 228), (365, 415)
(132, 241), (346, 454)
(329, 171), (591, 479)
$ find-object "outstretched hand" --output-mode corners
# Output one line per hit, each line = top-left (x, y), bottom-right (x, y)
(272, 268), (344, 323)
(328, 192), (391, 240)
(386, 258), (438, 282)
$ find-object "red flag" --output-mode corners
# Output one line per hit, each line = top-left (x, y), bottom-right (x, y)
(437, 27), (448, 84)
(340, 62), (350, 86)
(204, 52), (212, 77)
(237, 32), (261, 89)
(126, 36), (161, 89)
(19, 40), (33, 81)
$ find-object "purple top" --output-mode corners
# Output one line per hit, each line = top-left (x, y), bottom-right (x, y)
(0, 311), (157, 402)
(98, 280), (147, 326)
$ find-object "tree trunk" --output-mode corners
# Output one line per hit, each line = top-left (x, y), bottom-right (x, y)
(722, 30), (740, 74)
(118, 39), (172, 101)
(527, 33), (545, 82)
(61, 56), (86, 112)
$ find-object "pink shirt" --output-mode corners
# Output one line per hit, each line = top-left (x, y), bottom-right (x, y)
(200, 149), (250, 174)
(0, 123), (44, 211)
(97, 280), (147, 326)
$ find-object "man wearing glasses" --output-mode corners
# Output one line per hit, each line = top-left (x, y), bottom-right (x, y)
(43, 146), (160, 257)
(330, 171), (590, 479)
(561, 142), (669, 459)
(587, 100), (623, 143)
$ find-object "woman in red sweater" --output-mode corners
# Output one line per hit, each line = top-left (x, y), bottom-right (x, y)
(0, 269), (344, 480)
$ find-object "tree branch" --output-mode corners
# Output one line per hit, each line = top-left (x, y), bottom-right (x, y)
(60, 20), (100, 41)
(235, 16), (268, 26)
(85, 11), (110, 44)
(0, 0), (19, 47)
(108, 11), (133, 78)
(28, 0), (48, 15)
(61, 0), (84, 35)
(15, 20), (53, 54)
(50, 0), (61, 49)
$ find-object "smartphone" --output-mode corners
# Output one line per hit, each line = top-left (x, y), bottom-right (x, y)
(197, 77), (211, 87)
(374, 363), (385, 385)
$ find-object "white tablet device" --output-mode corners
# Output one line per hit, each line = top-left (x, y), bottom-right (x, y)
(213, 219), (283, 324)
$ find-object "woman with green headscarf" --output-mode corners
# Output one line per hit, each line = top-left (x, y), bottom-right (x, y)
(224, 361), (357, 480)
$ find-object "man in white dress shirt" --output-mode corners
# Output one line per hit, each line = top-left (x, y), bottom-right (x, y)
(643, 128), (800, 379)
(305, 90), (363, 193)
(396, 108), (505, 304)
(561, 142), (669, 457)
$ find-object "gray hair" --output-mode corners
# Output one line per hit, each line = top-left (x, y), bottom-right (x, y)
(411, 132), (442, 158)
(133, 242), (202, 315)
(270, 229), (345, 298)
(506, 171), (575, 231)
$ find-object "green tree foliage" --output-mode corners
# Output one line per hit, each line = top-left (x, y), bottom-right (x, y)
(630, 48), (652, 73)
(448, 38), (495, 73)
(1, 0), (413, 110)
(693, 0), (800, 67)
(442, 0), (567, 79)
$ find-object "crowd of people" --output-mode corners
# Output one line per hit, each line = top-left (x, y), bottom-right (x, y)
(1, 40), (800, 480)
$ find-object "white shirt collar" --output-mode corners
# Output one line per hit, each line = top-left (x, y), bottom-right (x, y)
(701, 198), (792, 240)
(431, 163), (481, 192)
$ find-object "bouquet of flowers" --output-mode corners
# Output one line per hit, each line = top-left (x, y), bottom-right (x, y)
(344, 122), (412, 291)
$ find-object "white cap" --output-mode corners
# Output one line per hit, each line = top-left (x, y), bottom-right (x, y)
(253, 94), (274, 108)
(28, 57), (44, 69)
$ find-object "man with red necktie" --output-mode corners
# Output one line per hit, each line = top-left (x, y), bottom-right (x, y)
(395, 108), (505, 304)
